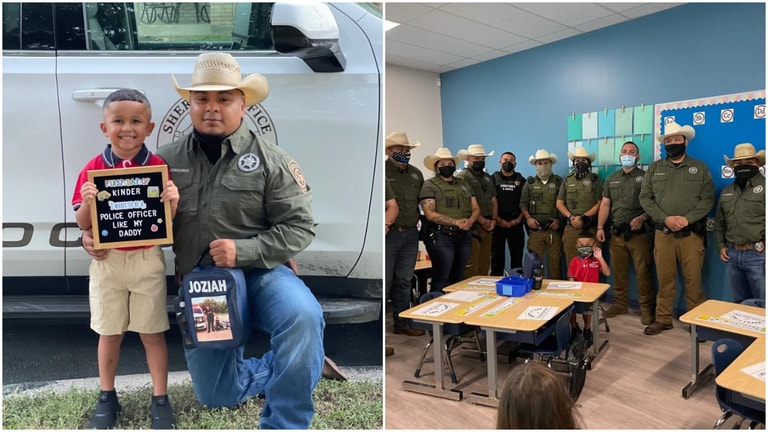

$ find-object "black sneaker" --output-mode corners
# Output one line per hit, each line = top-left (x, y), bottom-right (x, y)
(90, 390), (122, 429)
(570, 325), (582, 342)
(150, 395), (177, 430)
(583, 329), (593, 348)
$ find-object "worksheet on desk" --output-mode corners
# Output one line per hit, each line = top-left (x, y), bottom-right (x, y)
(467, 278), (501, 286)
(741, 361), (766, 382)
(518, 306), (558, 321)
(413, 302), (460, 317)
(546, 281), (583, 290)
(697, 310), (767, 333)
(442, 291), (488, 302)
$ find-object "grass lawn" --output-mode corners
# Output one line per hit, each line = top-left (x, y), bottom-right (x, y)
(3, 378), (382, 429)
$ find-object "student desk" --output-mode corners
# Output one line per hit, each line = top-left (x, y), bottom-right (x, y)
(715, 336), (765, 409)
(443, 276), (611, 365)
(679, 299), (766, 399)
(398, 290), (503, 401)
(462, 295), (574, 408)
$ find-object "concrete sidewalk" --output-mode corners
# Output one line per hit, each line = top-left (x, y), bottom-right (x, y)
(3, 366), (382, 398)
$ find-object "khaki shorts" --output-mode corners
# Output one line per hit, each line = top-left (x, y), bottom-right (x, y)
(89, 246), (170, 335)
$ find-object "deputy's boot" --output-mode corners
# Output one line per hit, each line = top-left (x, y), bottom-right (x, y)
(640, 306), (655, 326)
(604, 286), (628, 318)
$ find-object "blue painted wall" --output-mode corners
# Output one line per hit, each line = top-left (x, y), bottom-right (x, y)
(439, 3), (766, 309)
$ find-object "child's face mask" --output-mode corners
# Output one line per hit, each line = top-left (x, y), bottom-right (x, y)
(577, 246), (593, 259)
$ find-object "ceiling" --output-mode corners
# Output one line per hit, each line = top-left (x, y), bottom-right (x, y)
(385, 3), (682, 73)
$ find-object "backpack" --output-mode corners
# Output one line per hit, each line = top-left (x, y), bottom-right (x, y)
(522, 249), (543, 279)
(179, 248), (251, 350)
(566, 333), (588, 400)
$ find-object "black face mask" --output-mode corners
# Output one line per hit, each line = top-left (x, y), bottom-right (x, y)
(437, 165), (456, 178)
(574, 162), (591, 180)
(502, 161), (515, 172)
(471, 161), (485, 171)
(665, 143), (686, 159)
(734, 165), (759, 183)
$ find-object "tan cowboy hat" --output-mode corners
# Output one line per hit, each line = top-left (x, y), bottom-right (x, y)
(172, 53), (269, 107)
(457, 144), (494, 159)
(528, 149), (558, 165)
(724, 143), (766, 167)
(385, 132), (420, 149)
(657, 121), (695, 143)
(567, 147), (596, 163)
(424, 148), (461, 170)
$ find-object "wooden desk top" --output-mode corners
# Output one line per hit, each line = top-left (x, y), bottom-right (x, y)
(715, 337), (766, 401)
(442, 276), (609, 303)
(399, 290), (502, 324)
(463, 295), (573, 331)
(679, 299), (766, 338)
(414, 260), (432, 271)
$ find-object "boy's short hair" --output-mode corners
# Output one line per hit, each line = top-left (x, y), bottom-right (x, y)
(103, 88), (151, 111)
(577, 231), (596, 242)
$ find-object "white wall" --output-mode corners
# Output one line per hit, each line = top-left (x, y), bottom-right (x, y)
(384, 63), (443, 180)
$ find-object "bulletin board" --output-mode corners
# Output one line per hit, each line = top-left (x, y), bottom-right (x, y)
(566, 104), (656, 181)
(654, 90), (766, 196)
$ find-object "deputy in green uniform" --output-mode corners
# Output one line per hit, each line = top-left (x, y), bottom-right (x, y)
(457, 144), (497, 277)
(556, 147), (603, 265)
(520, 149), (564, 279)
(596, 141), (655, 325)
(420, 147), (480, 292)
(385, 132), (426, 337)
(714, 143), (766, 304)
(639, 121), (715, 336)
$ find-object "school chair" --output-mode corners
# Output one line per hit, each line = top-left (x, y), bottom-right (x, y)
(741, 298), (765, 308)
(517, 304), (575, 367)
(412, 291), (484, 384)
(711, 338), (765, 429)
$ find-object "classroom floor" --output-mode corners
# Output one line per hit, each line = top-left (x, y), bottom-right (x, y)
(384, 303), (755, 430)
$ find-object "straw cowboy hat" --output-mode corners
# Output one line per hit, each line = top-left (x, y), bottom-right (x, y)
(657, 121), (695, 143)
(724, 143), (766, 167)
(172, 53), (269, 107)
(457, 144), (494, 159)
(528, 149), (558, 165)
(424, 148), (461, 170)
(567, 147), (596, 163)
(385, 132), (421, 149)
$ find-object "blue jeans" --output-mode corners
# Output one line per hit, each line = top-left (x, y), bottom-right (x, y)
(425, 230), (472, 292)
(725, 247), (765, 304)
(386, 228), (419, 328)
(184, 265), (325, 429)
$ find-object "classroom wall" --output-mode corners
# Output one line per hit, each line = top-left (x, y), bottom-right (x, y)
(385, 63), (445, 180)
(436, 3), (766, 308)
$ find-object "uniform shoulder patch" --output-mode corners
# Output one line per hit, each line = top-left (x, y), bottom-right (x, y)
(287, 160), (308, 193)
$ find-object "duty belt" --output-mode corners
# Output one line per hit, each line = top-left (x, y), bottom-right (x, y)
(730, 241), (765, 252)
(436, 224), (461, 233)
(391, 225), (415, 232)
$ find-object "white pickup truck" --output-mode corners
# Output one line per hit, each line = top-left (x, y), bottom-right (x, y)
(2, 2), (383, 325)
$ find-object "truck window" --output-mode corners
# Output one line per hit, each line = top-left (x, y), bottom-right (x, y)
(3, 3), (55, 50)
(78, 2), (275, 51)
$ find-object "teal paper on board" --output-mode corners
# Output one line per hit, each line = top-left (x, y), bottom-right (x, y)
(598, 138), (615, 165)
(615, 107), (634, 136)
(582, 112), (598, 139)
(598, 110), (615, 138)
(633, 105), (654, 135)
(567, 115), (583, 141)
(634, 134), (654, 164)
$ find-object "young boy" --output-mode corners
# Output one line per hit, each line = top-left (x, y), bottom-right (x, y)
(72, 89), (179, 429)
(567, 231), (611, 347)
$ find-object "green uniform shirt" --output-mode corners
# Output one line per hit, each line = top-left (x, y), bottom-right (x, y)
(385, 158), (424, 229)
(639, 155), (715, 224)
(557, 172), (602, 215)
(419, 176), (474, 220)
(385, 179), (396, 201)
(456, 167), (496, 217)
(714, 174), (766, 249)
(156, 122), (314, 276)
(520, 175), (562, 224)
(602, 166), (647, 224)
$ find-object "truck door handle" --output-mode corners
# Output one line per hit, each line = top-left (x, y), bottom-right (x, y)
(72, 89), (124, 102)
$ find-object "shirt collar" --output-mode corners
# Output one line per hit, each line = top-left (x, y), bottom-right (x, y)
(101, 144), (151, 168)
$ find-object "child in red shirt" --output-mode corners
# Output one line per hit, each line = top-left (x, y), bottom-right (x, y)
(567, 231), (611, 346)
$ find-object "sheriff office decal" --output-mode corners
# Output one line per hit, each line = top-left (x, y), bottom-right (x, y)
(288, 160), (308, 193)
(157, 99), (278, 147)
